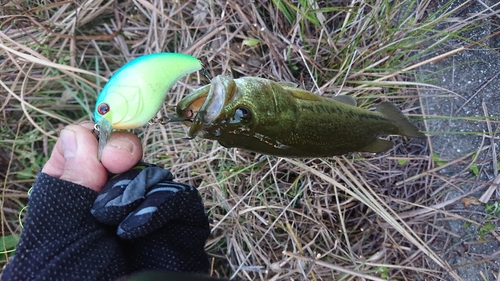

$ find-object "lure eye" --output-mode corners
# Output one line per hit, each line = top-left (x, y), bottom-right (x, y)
(235, 106), (251, 120)
(97, 103), (110, 116)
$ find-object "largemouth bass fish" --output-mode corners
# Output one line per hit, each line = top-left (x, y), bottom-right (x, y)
(176, 75), (425, 157)
(93, 53), (202, 159)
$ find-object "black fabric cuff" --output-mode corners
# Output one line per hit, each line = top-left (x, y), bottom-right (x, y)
(3, 172), (128, 281)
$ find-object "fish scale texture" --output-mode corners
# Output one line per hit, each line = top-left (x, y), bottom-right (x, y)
(3, 167), (210, 281)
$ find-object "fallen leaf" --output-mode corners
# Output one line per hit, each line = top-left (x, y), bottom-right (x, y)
(461, 196), (481, 208)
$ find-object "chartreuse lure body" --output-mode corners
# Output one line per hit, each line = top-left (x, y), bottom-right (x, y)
(94, 53), (202, 159)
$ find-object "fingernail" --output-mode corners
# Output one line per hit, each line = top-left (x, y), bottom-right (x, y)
(109, 137), (134, 153)
(60, 129), (77, 158)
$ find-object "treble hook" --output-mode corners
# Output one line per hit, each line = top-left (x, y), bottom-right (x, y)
(200, 63), (212, 80)
(92, 123), (100, 139)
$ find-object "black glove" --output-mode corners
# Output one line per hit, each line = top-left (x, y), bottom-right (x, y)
(91, 162), (210, 273)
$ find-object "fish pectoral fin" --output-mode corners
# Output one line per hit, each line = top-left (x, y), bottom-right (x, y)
(331, 95), (357, 106)
(359, 139), (394, 153)
(376, 102), (426, 138)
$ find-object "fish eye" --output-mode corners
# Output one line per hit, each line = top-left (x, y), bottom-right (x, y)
(235, 106), (251, 119)
(97, 103), (110, 115)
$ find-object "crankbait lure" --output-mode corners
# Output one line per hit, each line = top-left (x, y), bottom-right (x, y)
(93, 53), (202, 159)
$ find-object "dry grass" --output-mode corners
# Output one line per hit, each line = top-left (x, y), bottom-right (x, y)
(1, 0), (499, 280)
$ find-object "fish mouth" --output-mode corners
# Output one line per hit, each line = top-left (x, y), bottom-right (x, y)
(180, 75), (234, 137)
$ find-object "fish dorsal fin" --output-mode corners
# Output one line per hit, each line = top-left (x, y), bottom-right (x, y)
(331, 95), (357, 106)
(287, 88), (324, 101)
(277, 81), (298, 88)
(284, 85), (357, 106)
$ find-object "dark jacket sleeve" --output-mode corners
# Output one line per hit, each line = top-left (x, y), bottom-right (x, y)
(3, 172), (129, 281)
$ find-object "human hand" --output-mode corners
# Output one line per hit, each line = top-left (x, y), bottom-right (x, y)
(4, 122), (209, 281)
(44, 123), (209, 272)
(42, 123), (209, 273)
(41, 123), (143, 191)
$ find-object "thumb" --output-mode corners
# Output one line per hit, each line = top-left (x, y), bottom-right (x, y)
(58, 128), (108, 191)
(42, 125), (107, 192)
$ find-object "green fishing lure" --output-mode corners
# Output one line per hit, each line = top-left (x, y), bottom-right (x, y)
(93, 53), (202, 159)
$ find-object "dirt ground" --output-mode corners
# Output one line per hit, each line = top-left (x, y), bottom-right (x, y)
(418, 0), (500, 279)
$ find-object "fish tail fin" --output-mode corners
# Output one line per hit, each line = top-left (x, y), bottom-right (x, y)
(377, 102), (426, 138)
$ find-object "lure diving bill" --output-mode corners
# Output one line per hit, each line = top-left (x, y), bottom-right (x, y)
(93, 53), (202, 159)
(176, 75), (426, 158)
